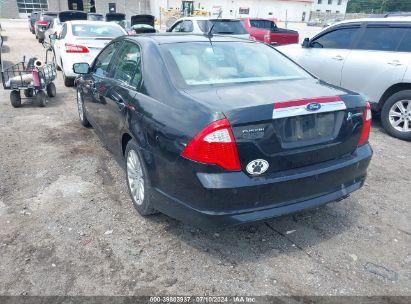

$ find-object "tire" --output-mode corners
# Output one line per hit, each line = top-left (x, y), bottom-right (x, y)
(381, 90), (411, 141)
(63, 73), (74, 87)
(125, 140), (156, 216)
(46, 82), (56, 97)
(36, 90), (47, 107)
(77, 89), (91, 127)
(23, 88), (34, 98)
(10, 90), (21, 108)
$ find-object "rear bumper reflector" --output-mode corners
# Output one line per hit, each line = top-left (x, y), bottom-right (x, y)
(273, 96), (346, 119)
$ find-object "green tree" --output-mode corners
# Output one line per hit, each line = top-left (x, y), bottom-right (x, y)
(347, 0), (384, 13)
(381, 0), (411, 12)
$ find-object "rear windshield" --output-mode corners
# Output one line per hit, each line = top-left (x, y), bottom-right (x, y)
(59, 13), (87, 22)
(88, 14), (104, 21)
(42, 14), (57, 22)
(72, 24), (125, 37)
(162, 42), (311, 86)
(249, 20), (277, 30)
(197, 20), (248, 35)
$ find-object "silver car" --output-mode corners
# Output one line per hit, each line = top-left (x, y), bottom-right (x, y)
(166, 17), (251, 40)
(278, 17), (411, 141)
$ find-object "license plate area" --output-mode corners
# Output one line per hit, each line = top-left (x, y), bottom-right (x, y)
(274, 111), (344, 149)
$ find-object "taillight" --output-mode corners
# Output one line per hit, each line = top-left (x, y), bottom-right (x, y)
(65, 43), (89, 53)
(358, 101), (372, 146)
(181, 118), (241, 171)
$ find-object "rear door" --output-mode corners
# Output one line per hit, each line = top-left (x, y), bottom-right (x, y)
(341, 23), (411, 104)
(299, 24), (361, 85)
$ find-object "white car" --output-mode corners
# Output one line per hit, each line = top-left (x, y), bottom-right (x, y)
(278, 17), (411, 141)
(167, 17), (250, 40)
(51, 21), (127, 86)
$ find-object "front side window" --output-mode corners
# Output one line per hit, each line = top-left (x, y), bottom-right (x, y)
(93, 42), (120, 77)
(162, 42), (311, 86)
(311, 27), (359, 49)
(357, 26), (408, 52)
(112, 42), (142, 88)
(398, 29), (411, 52)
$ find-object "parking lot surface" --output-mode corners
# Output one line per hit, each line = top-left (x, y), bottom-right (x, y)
(0, 20), (410, 296)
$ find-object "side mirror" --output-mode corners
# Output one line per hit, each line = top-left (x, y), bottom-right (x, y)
(302, 37), (310, 48)
(49, 34), (57, 40)
(73, 63), (90, 74)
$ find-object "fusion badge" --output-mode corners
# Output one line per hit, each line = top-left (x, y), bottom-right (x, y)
(246, 159), (269, 176)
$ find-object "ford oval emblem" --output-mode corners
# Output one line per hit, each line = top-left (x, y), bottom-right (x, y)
(306, 102), (322, 112)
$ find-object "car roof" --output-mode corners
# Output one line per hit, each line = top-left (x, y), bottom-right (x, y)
(178, 16), (241, 21)
(66, 20), (120, 25)
(127, 33), (254, 44)
(330, 16), (411, 26)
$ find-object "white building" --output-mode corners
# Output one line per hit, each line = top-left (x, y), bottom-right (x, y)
(311, 0), (348, 14)
(153, 0), (315, 22)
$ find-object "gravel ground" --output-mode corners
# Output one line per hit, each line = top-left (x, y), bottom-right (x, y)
(0, 20), (410, 296)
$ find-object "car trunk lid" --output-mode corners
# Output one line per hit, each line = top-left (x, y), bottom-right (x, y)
(131, 14), (155, 27)
(183, 79), (365, 174)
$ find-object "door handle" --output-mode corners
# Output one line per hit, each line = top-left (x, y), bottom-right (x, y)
(387, 60), (402, 66)
(332, 55), (344, 61)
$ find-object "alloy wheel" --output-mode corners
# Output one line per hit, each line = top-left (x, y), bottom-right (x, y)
(127, 150), (145, 205)
(389, 100), (411, 132)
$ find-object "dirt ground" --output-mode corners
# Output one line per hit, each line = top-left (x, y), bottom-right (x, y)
(0, 20), (410, 296)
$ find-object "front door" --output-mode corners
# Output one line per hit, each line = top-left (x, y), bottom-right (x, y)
(82, 41), (121, 137)
(341, 25), (411, 104)
(303, 25), (361, 86)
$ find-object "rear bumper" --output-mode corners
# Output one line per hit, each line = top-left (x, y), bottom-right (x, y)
(151, 144), (372, 229)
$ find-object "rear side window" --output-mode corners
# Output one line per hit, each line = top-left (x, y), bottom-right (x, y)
(398, 29), (411, 52)
(59, 24), (67, 39)
(197, 20), (248, 34)
(171, 20), (193, 33)
(93, 42), (120, 77)
(250, 20), (276, 30)
(312, 27), (359, 49)
(357, 26), (408, 51)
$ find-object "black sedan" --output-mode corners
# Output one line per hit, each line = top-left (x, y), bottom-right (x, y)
(73, 34), (372, 228)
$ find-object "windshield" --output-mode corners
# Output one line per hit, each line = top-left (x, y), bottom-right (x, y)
(163, 42), (311, 86)
(72, 24), (125, 37)
(249, 20), (277, 31)
(197, 20), (248, 34)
